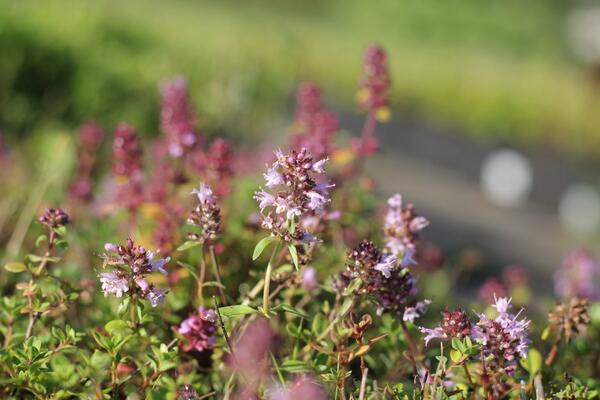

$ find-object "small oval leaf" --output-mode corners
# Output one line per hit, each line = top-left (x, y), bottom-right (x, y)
(4, 262), (26, 273)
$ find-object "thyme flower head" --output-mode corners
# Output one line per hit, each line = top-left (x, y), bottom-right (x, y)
(472, 297), (530, 376)
(254, 148), (332, 243)
(99, 238), (170, 307)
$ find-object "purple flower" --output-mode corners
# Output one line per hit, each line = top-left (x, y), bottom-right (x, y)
(358, 44), (391, 114)
(187, 182), (222, 244)
(99, 238), (170, 307)
(403, 299), (431, 323)
(146, 288), (167, 307)
(191, 183), (214, 203)
(383, 194), (429, 260)
(160, 77), (200, 157)
(374, 254), (397, 278)
(420, 308), (473, 346)
(178, 307), (218, 352)
(472, 297), (530, 376)
(111, 123), (144, 211)
(340, 240), (429, 322)
(39, 208), (70, 228)
(99, 272), (129, 298)
(254, 148), (332, 244)
(289, 82), (338, 161)
(554, 248), (599, 299)
(268, 376), (328, 400)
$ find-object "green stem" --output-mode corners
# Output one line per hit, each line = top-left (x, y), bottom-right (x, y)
(197, 247), (206, 306)
(209, 245), (227, 304)
(262, 240), (281, 316)
(130, 298), (138, 328)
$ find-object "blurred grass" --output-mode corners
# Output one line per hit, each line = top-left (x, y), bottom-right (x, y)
(1, 0), (599, 154)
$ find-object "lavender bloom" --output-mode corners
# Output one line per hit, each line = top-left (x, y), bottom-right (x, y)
(99, 272), (129, 298)
(69, 121), (103, 202)
(112, 123), (144, 211)
(340, 240), (429, 322)
(39, 208), (70, 228)
(357, 44), (391, 115)
(289, 82), (338, 160)
(229, 318), (275, 392)
(188, 138), (234, 196)
(99, 238), (170, 307)
(554, 248), (599, 299)
(254, 148), (332, 244)
(187, 182), (222, 244)
(472, 297), (530, 376)
(268, 376), (328, 400)
(178, 307), (218, 352)
(420, 308), (473, 346)
(160, 76), (200, 157)
(383, 194), (429, 260)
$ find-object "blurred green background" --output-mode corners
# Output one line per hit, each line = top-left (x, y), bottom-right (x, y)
(1, 0), (599, 154)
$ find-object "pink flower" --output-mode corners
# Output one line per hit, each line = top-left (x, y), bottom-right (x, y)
(254, 148), (332, 244)
(472, 297), (530, 376)
(268, 376), (327, 400)
(554, 248), (599, 299)
(301, 267), (318, 291)
(383, 194), (429, 260)
(178, 307), (218, 352)
(160, 76), (200, 157)
(99, 238), (169, 307)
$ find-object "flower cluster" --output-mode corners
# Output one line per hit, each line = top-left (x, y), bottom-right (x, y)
(383, 194), (429, 260)
(357, 44), (391, 116)
(254, 148), (331, 243)
(178, 307), (218, 352)
(554, 248), (599, 299)
(420, 308), (473, 345)
(343, 240), (397, 288)
(99, 238), (169, 307)
(472, 297), (530, 376)
(229, 318), (275, 393)
(270, 376), (328, 400)
(289, 82), (338, 160)
(188, 138), (234, 196)
(69, 121), (104, 201)
(340, 240), (428, 322)
(112, 123), (144, 211)
(39, 207), (70, 228)
(187, 183), (222, 244)
(160, 76), (200, 157)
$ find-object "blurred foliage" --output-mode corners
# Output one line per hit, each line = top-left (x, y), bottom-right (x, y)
(1, 0), (599, 154)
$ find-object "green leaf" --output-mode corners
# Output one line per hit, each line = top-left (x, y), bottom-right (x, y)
(340, 298), (354, 317)
(105, 320), (132, 336)
(253, 236), (276, 260)
(35, 235), (48, 248)
(343, 278), (362, 296)
(287, 244), (299, 270)
(4, 262), (26, 273)
(177, 241), (200, 252)
(280, 359), (313, 373)
(219, 305), (257, 319)
(53, 226), (67, 236)
(450, 349), (463, 363)
(541, 326), (551, 341)
(54, 240), (69, 250)
(274, 304), (309, 319)
(520, 348), (542, 376)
